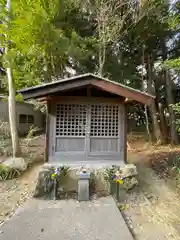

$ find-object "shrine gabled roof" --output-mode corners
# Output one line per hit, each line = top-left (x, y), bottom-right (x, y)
(18, 73), (154, 105)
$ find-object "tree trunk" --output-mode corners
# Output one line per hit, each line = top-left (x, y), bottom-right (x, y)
(161, 41), (179, 145)
(144, 105), (152, 142)
(158, 102), (169, 143)
(98, 43), (106, 76)
(6, 0), (21, 157)
(97, 7), (106, 77)
(142, 46), (152, 142)
(146, 53), (163, 144)
(165, 71), (179, 145)
(7, 67), (21, 157)
(154, 74), (169, 143)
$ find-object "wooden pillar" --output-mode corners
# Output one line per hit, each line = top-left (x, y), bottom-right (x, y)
(44, 100), (50, 162)
(124, 104), (127, 164)
(87, 86), (92, 97)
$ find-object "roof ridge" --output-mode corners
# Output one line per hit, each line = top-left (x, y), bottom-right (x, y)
(18, 72), (154, 98)
(18, 73), (155, 105)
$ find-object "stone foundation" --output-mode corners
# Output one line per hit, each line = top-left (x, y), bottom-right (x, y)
(33, 163), (138, 200)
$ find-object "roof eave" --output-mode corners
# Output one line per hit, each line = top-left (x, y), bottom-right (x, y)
(18, 73), (155, 105)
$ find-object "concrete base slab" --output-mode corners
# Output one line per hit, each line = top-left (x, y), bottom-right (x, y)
(0, 197), (133, 240)
(47, 160), (125, 169)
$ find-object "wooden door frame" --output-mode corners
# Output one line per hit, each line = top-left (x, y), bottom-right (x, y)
(48, 96), (125, 161)
(85, 103), (91, 157)
(52, 101), (88, 157)
(87, 103), (122, 156)
(48, 101), (56, 157)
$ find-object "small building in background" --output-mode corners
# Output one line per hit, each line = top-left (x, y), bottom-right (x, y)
(0, 95), (44, 136)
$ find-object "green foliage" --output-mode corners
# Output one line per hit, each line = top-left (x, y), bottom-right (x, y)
(0, 0), (178, 92)
(9, 0), (69, 87)
(60, 165), (70, 176)
(0, 164), (20, 181)
(89, 171), (96, 195)
(15, 94), (23, 102)
(164, 58), (180, 70)
(104, 165), (117, 183)
(172, 156), (180, 173)
(104, 165), (123, 183)
(50, 166), (70, 181)
(118, 203), (129, 211)
(172, 103), (180, 132)
(0, 0), (180, 144)
(26, 125), (40, 139)
(0, 121), (10, 141)
(1, 0), (93, 90)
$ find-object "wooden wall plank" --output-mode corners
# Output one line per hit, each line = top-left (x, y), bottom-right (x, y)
(44, 100), (50, 162)
(124, 104), (127, 163)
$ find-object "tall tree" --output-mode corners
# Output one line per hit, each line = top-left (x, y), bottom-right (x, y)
(0, 0), (179, 146)
(75, 0), (147, 76)
(3, 0), (21, 156)
(146, 52), (163, 143)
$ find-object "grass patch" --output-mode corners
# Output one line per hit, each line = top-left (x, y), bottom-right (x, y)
(0, 164), (20, 181)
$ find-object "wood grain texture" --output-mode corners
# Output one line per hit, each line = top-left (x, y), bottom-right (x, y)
(19, 74), (154, 106)
(46, 97), (126, 163)
(90, 138), (118, 152)
(56, 138), (85, 152)
(44, 100), (50, 162)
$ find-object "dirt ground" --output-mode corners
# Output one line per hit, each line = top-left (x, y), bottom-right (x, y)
(0, 135), (45, 224)
(121, 140), (180, 240)
(0, 136), (180, 240)
(0, 163), (42, 224)
(121, 161), (180, 240)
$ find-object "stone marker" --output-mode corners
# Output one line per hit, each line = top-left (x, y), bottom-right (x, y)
(78, 168), (90, 201)
(33, 169), (54, 198)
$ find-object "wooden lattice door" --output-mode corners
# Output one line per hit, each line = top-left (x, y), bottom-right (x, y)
(55, 102), (121, 159)
(55, 103), (87, 155)
(89, 104), (120, 154)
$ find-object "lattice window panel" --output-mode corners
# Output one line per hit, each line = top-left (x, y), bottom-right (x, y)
(90, 104), (119, 137)
(56, 104), (87, 136)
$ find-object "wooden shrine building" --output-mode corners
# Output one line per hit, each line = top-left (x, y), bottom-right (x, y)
(19, 73), (154, 164)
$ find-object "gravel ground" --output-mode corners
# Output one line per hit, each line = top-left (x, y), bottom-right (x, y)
(0, 135), (45, 223)
(121, 164), (180, 240)
(0, 137), (180, 240)
(0, 163), (42, 224)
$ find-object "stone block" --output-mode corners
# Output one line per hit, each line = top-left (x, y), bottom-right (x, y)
(33, 169), (54, 198)
(120, 164), (137, 178)
(3, 157), (27, 171)
(78, 171), (90, 201)
(123, 177), (138, 190)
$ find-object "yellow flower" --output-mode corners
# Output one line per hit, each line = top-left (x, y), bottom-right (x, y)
(51, 173), (57, 178)
(116, 179), (123, 184)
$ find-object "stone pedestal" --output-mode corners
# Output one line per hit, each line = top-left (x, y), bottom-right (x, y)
(78, 170), (90, 201)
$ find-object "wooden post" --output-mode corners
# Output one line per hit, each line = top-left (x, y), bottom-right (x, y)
(124, 104), (127, 164)
(87, 86), (92, 97)
(44, 100), (50, 162)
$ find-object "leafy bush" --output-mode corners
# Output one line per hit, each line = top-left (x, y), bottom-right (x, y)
(59, 165), (70, 176)
(172, 103), (180, 133)
(104, 165), (118, 182)
(0, 164), (20, 181)
(89, 172), (96, 195)
(26, 125), (40, 139)
(172, 156), (180, 173)
(0, 121), (11, 156)
(0, 121), (11, 142)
